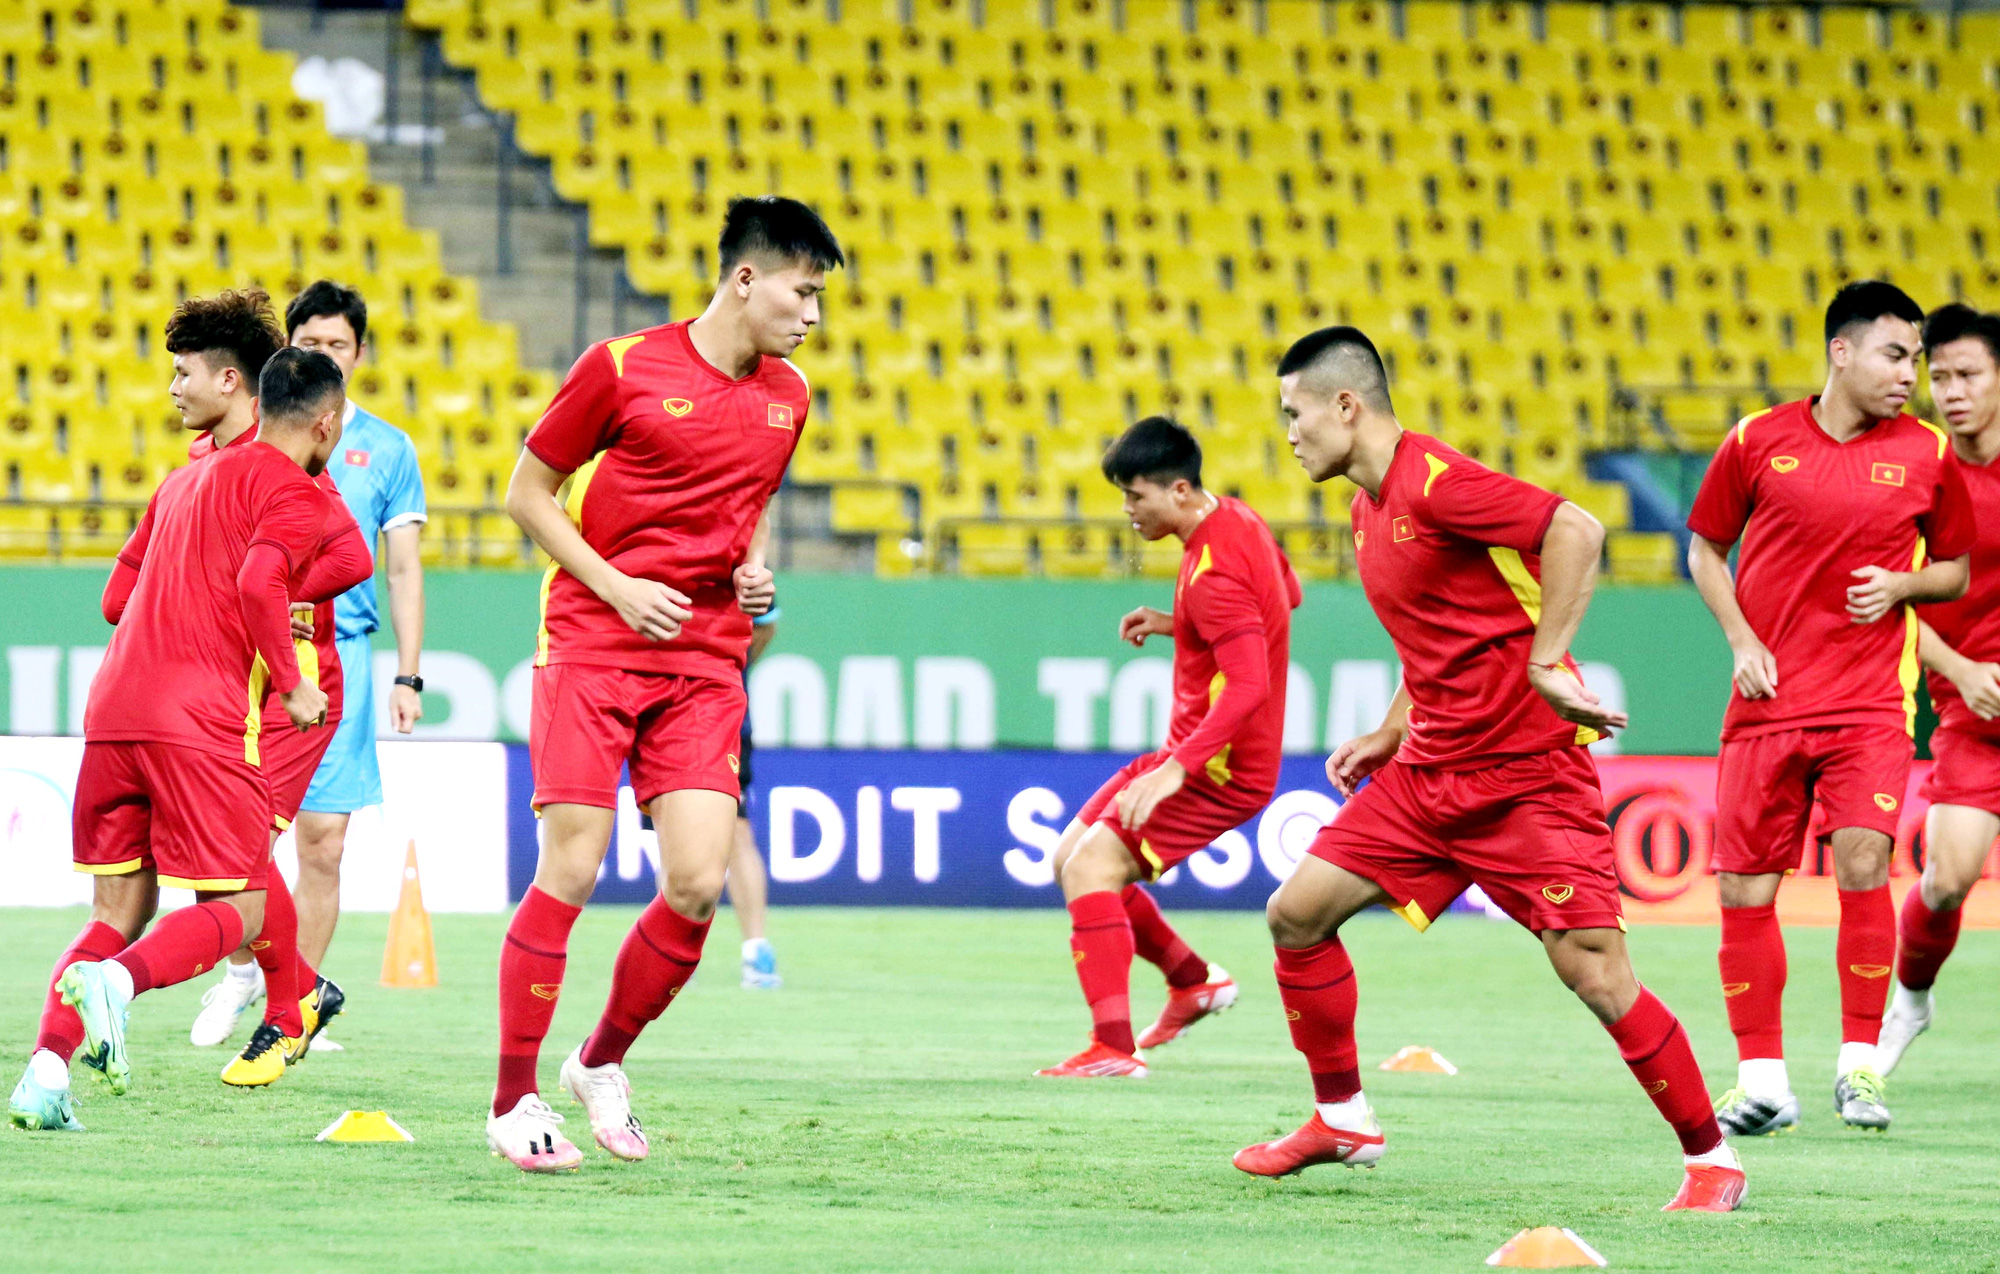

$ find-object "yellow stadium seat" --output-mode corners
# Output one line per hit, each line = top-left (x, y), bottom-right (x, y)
(1607, 531), (1681, 583)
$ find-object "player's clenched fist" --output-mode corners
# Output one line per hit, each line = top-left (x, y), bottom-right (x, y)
(604, 572), (693, 642)
(281, 679), (329, 730)
(734, 560), (776, 616)
(1119, 606), (1173, 647)
(1326, 727), (1400, 797)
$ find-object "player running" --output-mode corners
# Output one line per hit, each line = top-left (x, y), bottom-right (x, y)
(190, 281), (428, 1053)
(1687, 282), (1973, 1135)
(1236, 326), (1743, 1213)
(8, 349), (348, 1128)
(1879, 304), (2000, 1074)
(1035, 416), (1295, 1079)
(486, 196), (839, 1172)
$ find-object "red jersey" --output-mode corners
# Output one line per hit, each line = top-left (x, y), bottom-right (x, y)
(87, 442), (328, 764)
(1162, 496), (1300, 799)
(188, 425), (360, 722)
(1688, 397), (1976, 740)
(1351, 432), (1598, 769)
(526, 320), (809, 682)
(1920, 451), (2000, 739)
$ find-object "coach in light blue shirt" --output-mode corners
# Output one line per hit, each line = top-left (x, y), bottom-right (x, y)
(285, 280), (428, 978)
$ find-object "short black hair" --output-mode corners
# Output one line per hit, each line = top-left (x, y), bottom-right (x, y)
(718, 195), (845, 276)
(285, 279), (369, 345)
(1824, 280), (1924, 345)
(1277, 325), (1394, 412)
(257, 347), (346, 425)
(164, 287), (284, 382)
(1923, 303), (2000, 365)
(1101, 415), (1202, 488)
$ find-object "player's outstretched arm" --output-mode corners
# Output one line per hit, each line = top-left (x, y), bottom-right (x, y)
(1327, 684), (1410, 797)
(1525, 503), (1629, 734)
(1919, 619), (2000, 720)
(1118, 606), (1173, 646)
(505, 448), (692, 642)
(1687, 532), (1778, 699)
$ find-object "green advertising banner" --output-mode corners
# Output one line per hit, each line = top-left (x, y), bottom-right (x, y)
(0, 566), (1740, 754)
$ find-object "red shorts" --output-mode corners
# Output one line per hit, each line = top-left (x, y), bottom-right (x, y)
(1308, 748), (1624, 934)
(1920, 727), (2000, 817)
(1077, 750), (1268, 881)
(531, 663), (746, 810)
(72, 741), (272, 891)
(260, 715), (340, 831)
(1713, 724), (1914, 875)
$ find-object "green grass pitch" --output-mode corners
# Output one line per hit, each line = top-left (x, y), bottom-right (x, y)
(2, 906), (1997, 1272)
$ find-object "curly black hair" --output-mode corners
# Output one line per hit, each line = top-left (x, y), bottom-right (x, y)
(164, 287), (285, 382)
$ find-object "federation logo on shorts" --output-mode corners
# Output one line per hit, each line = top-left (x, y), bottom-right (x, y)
(530, 983), (561, 1001)
(727, 754), (740, 774)
(1850, 964), (1892, 979)
(1392, 515), (1415, 542)
(1769, 455), (1798, 473)
(1541, 885), (1574, 904)
(768, 403), (795, 430)
(663, 398), (693, 416)
(1722, 982), (1751, 997)
(1870, 462), (1906, 487)
(1873, 792), (1898, 811)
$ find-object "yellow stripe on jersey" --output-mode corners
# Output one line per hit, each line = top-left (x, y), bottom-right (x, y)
(158, 874), (250, 892)
(534, 452), (606, 668)
(244, 654), (268, 767)
(295, 638), (318, 689)
(1735, 406), (1774, 445)
(1206, 744), (1233, 787)
(1916, 417), (1950, 459)
(1422, 452), (1450, 497)
(1136, 838), (1165, 880)
(1389, 897), (1432, 933)
(1488, 546), (1543, 624)
(74, 858), (146, 876)
(1901, 536), (1927, 736)
(605, 335), (646, 376)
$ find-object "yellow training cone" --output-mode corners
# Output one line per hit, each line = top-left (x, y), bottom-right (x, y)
(1379, 1045), (1458, 1075)
(1486, 1228), (1608, 1268)
(381, 840), (437, 988)
(316, 1110), (414, 1143)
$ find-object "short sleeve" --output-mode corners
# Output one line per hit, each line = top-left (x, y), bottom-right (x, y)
(1686, 434), (1752, 547)
(1424, 458), (1564, 553)
(525, 343), (621, 474)
(1185, 566), (1266, 648)
(378, 434), (428, 531)
(1923, 455), (1977, 561)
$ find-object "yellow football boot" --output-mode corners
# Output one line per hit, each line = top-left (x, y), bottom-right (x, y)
(221, 1022), (297, 1087)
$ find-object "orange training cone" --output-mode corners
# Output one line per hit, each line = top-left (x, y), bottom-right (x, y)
(1379, 1045), (1458, 1074)
(380, 840), (437, 988)
(1486, 1227), (1608, 1268)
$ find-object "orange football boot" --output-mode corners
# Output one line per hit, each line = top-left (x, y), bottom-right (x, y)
(1136, 964), (1239, 1050)
(1233, 1111), (1386, 1176)
(1662, 1163), (1747, 1212)
(1034, 1039), (1149, 1078)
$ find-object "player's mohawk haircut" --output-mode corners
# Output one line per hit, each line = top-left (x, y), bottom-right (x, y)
(164, 287), (285, 382)
(1277, 326), (1394, 413)
(717, 195), (845, 276)
(1102, 415), (1202, 489)
(1923, 303), (2000, 364)
(1824, 280), (1924, 345)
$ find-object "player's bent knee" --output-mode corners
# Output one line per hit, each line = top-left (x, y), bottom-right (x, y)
(1056, 828), (1138, 898)
(661, 872), (726, 921)
(1265, 890), (1333, 949)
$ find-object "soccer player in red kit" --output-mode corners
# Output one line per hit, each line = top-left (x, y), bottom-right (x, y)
(1878, 304), (2000, 1075)
(6, 351), (346, 1127)
(1236, 327), (1743, 1212)
(1034, 416), (1299, 1079)
(1688, 281), (1973, 1135)
(487, 197), (840, 1172)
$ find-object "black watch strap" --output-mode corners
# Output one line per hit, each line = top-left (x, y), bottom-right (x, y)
(394, 674), (423, 693)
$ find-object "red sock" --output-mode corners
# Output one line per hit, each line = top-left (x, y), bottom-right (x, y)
(34, 921), (126, 1062)
(1605, 987), (1725, 1156)
(1896, 887), (1962, 993)
(578, 896), (711, 1068)
(493, 886), (582, 1116)
(1120, 884), (1209, 989)
(115, 901), (245, 996)
(1067, 891), (1136, 1055)
(1717, 903), (1785, 1061)
(252, 870), (304, 1036)
(1837, 885), (1895, 1043)
(1275, 939), (1361, 1104)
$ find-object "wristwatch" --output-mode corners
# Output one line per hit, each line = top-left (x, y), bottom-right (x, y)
(394, 674), (424, 692)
